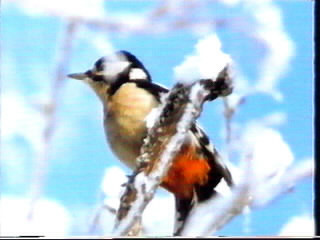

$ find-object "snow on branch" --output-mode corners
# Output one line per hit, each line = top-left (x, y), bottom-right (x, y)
(180, 157), (313, 236)
(8, 0), (232, 36)
(112, 67), (233, 236)
(251, 159), (314, 208)
(27, 20), (79, 219)
(174, 33), (233, 83)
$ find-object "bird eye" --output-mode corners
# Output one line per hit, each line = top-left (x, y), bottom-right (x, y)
(85, 70), (93, 77)
(87, 70), (103, 82)
(92, 75), (105, 82)
(85, 69), (104, 82)
(94, 57), (106, 72)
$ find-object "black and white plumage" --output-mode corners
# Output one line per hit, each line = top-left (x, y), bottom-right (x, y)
(68, 50), (233, 236)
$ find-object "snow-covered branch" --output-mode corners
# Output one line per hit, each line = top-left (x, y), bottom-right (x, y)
(251, 159), (313, 208)
(27, 20), (78, 219)
(112, 68), (233, 236)
(180, 157), (313, 236)
(7, 0), (233, 36)
(89, 202), (117, 234)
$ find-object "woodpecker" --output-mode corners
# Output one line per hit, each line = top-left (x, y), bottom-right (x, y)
(68, 50), (233, 235)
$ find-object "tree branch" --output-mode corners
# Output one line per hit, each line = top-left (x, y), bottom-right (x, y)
(27, 20), (78, 219)
(180, 158), (313, 236)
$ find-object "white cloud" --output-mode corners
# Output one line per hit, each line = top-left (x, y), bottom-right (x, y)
(279, 215), (315, 236)
(78, 29), (115, 57)
(143, 194), (175, 236)
(260, 112), (287, 127)
(218, 0), (241, 6)
(1, 92), (45, 186)
(240, 119), (294, 182)
(174, 33), (232, 84)
(98, 166), (175, 236)
(101, 166), (128, 199)
(97, 193), (174, 236)
(1, 92), (44, 151)
(0, 196), (71, 236)
(1, 141), (30, 187)
(97, 166), (128, 235)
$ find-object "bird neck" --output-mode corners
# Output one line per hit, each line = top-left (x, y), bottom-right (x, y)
(88, 81), (111, 104)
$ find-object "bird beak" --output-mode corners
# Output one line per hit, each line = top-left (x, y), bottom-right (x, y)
(67, 72), (88, 80)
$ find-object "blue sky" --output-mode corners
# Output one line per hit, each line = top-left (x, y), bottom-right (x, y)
(1, 0), (314, 237)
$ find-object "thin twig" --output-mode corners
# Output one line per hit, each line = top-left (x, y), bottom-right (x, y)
(78, 17), (230, 35)
(27, 20), (78, 219)
(223, 97), (233, 145)
(251, 160), (314, 208)
(88, 203), (117, 234)
(222, 95), (246, 163)
(180, 158), (313, 236)
(223, 96), (245, 145)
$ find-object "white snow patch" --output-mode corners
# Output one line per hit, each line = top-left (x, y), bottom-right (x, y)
(174, 33), (232, 84)
(101, 166), (128, 199)
(0, 196), (71, 236)
(279, 215), (315, 236)
(145, 107), (162, 129)
(143, 194), (175, 236)
(241, 123), (294, 182)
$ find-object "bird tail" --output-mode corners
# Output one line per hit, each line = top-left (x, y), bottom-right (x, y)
(173, 189), (222, 236)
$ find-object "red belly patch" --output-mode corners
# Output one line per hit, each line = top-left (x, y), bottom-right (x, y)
(161, 144), (210, 199)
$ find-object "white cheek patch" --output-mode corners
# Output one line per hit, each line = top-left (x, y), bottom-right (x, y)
(96, 61), (131, 81)
(129, 68), (148, 80)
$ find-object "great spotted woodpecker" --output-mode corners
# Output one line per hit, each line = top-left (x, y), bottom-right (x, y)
(68, 50), (233, 235)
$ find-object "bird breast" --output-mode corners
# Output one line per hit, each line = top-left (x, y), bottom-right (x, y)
(104, 83), (159, 168)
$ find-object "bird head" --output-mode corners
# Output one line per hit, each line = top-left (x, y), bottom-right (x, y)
(68, 50), (151, 100)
